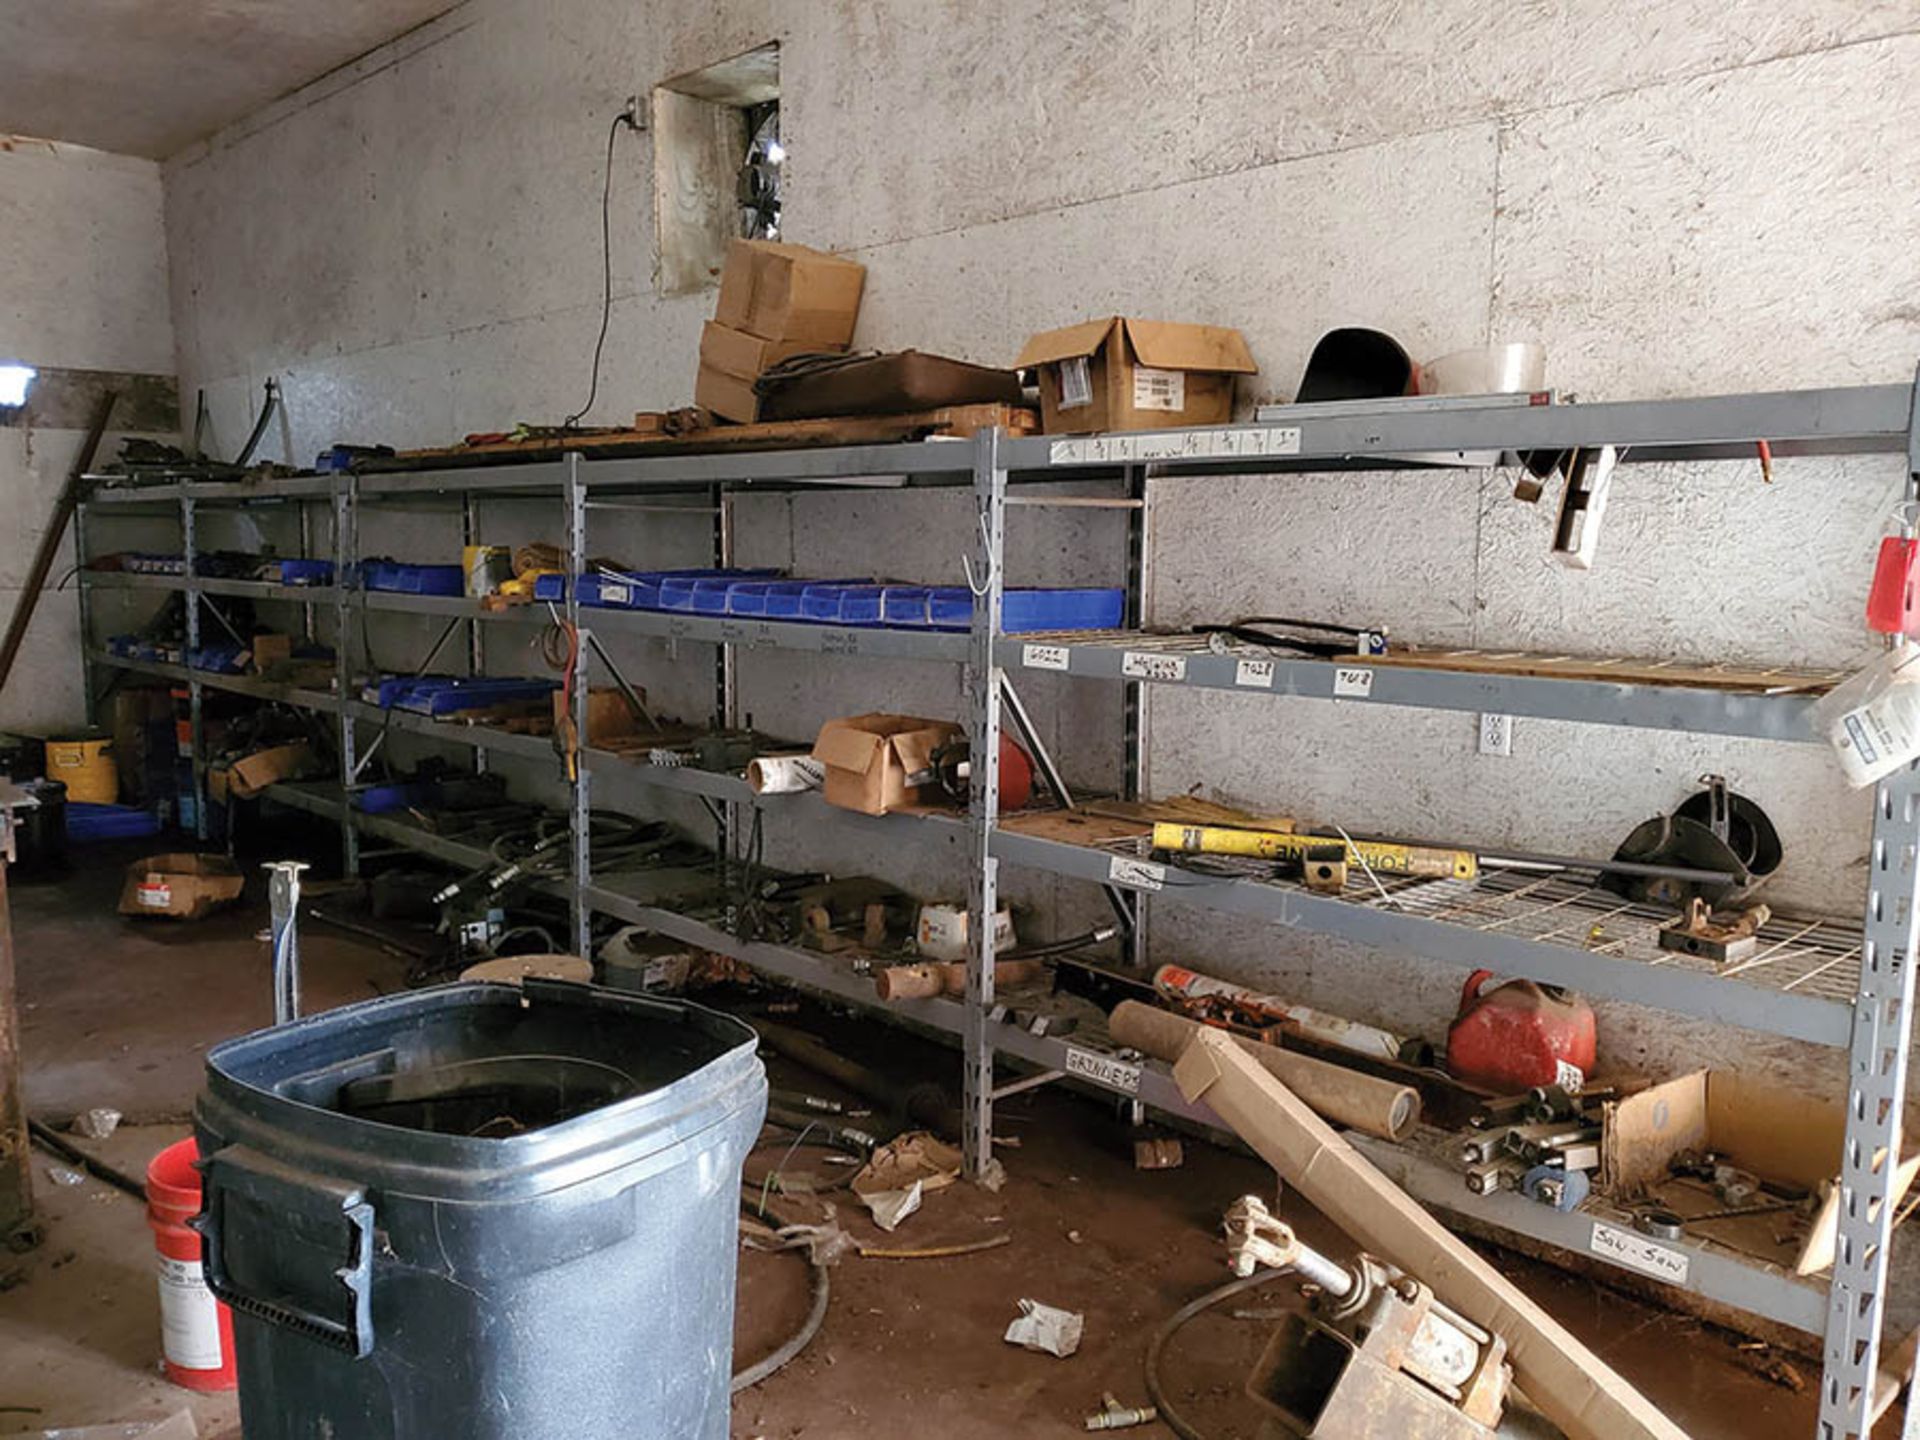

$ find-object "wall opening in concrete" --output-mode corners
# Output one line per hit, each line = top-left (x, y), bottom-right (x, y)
(652, 42), (781, 297)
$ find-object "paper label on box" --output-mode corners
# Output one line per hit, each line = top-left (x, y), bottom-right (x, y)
(599, 583), (630, 606)
(138, 880), (173, 908)
(1064, 1046), (1142, 1094)
(1236, 658), (1276, 689)
(1589, 1222), (1689, 1285)
(1107, 854), (1165, 891)
(1132, 367), (1185, 412)
(1333, 667), (1374, 698)
(1023, 644), (1070, 672)
(1555, 1059), (1586, 1091)
(1122, 651), (1187, 682)
(1058, 356), (1093, 411)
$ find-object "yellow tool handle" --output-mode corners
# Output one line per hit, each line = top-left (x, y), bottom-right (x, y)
(1150, 822), (1476, 880)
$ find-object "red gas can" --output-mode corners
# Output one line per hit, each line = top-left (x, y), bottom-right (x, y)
(1446, 969), (1597, 1092)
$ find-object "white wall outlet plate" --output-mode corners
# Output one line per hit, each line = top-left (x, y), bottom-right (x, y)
(1479, 712), (1513, 757)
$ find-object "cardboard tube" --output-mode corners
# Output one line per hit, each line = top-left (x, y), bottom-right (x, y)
(876, 959), (1045, 1002)
(1109, 1000), (1418, 1142)
(747, 754), (825, 794)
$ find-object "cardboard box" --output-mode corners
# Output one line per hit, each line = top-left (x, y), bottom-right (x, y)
(700, 321), (826, 381)
(553, 687), (647, 746)
(249, 633), (293, 673)
(713, 239), (865, 345)
(1602, 1068), (1916, 1277)
(208, 742), (315, 804)
(811, 713), (963, 816)
(694, 364), (763, 425)
(119, 853), (245, 921)
(1014, 316), (1258, 434)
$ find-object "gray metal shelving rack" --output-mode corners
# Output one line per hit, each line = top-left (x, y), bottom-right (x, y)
(75, 377), (1920, 1440)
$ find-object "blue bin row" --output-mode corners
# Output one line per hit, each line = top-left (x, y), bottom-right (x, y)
(360, 675), (559, 716)
(529, 568), (1123, 633)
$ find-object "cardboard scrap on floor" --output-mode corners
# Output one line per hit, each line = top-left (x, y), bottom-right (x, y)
(38, 1411), (198, 1439)
(1004, 1298), (1083, 1358)
(852, 1132), (961, 1231)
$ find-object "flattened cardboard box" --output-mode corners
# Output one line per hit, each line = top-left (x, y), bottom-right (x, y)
(812, 713), (963, 816)
(119, 852), (245, 920)
(1014, 316), (1257, 435)
(208, 741), (315, 803)
(713, 239), (865, 345)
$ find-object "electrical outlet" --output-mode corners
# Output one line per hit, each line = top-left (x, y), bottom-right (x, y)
(1478, 713), (1513, 757)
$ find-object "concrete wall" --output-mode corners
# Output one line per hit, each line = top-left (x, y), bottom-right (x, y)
(157, 2), (1920, 1099)
(0, 139), (174, 733)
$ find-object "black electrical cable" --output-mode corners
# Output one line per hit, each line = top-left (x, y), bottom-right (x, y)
(1144, 1269), (1295, 1440)
(562, 112), (637, 431)
(27, 1119), (147, 1200)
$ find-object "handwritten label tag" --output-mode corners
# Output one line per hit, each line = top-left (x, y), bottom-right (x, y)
(1236, 658), (1276, 689)
(1333, 667), (1374, 699)
(1122, 652), (1187, 683)
(1064, 1047), (1142, 1094)
(1590, 1222), (1689, 1285)
(820, 630), (859, 655)
(1107, 855), (1166, 891)
(1023, 644), (1070, 672)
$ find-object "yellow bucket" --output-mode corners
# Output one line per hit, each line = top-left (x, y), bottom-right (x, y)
(47, 735), (117, 804)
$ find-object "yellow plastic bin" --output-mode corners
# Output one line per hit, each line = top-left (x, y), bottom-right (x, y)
(47, 734), (117, 805)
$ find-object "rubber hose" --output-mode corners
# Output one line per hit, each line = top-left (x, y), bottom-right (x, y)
(1144, 1269), (1295, 1440)
(27, 1119), (147, 1200)
(731, 1241), (830, 1393)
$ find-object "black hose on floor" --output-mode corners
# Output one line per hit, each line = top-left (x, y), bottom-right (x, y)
(26, 1119), (146, 1200)
(731, 1242), (830, 1393)
(1144, 1269), (1294, 1440)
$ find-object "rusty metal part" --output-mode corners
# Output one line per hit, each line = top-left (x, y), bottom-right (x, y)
(1151, 962), (1429, 1067)
(1133, 1136), (1184, 1171)
(1659, 898), (1772, 964)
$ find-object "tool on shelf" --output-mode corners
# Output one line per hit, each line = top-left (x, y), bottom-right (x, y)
(1601, 774), (1781, 907)
(1150, 962), (1432, 1066)
(1659, 898), (1772, 963)
(1190, 616), (1389, 659)
(1150, 820), (1476, 881)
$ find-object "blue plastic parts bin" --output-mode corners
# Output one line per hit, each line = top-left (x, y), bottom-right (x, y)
(279, 559), (335, 585)
(361, 676), (558, 716)
(358, 561), (464, 597)
(66, 802), (162, 843)
(927, 586), (1124, 633)
(352, 781), (431, 813)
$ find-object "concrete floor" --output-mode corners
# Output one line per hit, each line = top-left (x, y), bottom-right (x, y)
(0, 843), (1882, 1438)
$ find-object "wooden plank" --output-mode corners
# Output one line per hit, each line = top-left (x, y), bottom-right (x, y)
(1372, 646), (1842, 695)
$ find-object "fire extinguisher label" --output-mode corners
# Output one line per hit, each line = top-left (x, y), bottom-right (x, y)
(156, 1254), (223, 1370)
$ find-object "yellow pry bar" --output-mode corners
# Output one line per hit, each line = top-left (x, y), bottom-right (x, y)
(1149, 822), (1477, 881)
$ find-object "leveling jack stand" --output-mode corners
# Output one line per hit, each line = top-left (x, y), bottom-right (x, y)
(265, 860), (309, 1026)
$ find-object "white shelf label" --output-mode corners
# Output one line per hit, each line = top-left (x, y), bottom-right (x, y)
(1235, 658), (1276, 689)
(1107, 855), (1165, 891)
(1064, 1046), (1142, 1094)
(1333, 667), (1374, 699)
(1122, 651), (1187, 682)
(1048, 426), (1307, 466)
(1023, 643), (1071, 672)
(1589, 1222), (1689, 1285)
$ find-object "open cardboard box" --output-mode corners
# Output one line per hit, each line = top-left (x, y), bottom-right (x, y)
(118, 853), (245, 921)
(208, 741), (315, 803)
(1015, 316), (1257, 434)
(812, 713), (962, 816)
(1603, 1068), (1916, 1275)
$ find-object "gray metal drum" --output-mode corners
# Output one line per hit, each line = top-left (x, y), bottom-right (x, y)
(193, 979), (767, 1440)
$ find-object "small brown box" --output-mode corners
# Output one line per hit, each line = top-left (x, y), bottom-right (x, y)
(713, 239), (865, 345)
(208, 741), (314, 803)
(699, 321), (828, 381)
(119, 852), (246, 921)
(250, 633), (293, 673)
(1014, 316), (1257, 434)
(811, 713), (963, 817)
(695, 364), (763, 424)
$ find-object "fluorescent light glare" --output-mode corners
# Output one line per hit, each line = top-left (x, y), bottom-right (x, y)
(0, 365), (35, 407)
(765, 140), (786, 164)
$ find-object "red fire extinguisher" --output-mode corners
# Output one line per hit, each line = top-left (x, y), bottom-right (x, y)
(1446, 970), (1597, 1092)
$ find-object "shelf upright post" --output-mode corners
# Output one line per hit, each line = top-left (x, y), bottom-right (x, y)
(1121, 461), (1151, 970)
(713, 483), (736, 881)
(963, 427), (1009, 1182)
(297, 499), (317, 644)
(565, 455), (592, 959)
(461, 492), (488, 777)
(181, 494), (207, 841)
(73, 497), (96, 727)
(1825, 366), (1920, 1440)
(332, 475), (360, 877)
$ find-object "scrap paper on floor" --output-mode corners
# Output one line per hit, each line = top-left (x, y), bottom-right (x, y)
(1004, 1298), (1083, 1358)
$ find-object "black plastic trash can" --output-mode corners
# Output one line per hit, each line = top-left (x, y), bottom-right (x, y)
(193, 979), (767, 1440)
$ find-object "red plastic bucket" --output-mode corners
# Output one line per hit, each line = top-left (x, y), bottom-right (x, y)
(145, 1137), (237, 1391)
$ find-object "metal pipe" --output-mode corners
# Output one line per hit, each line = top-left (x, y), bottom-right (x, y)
(266, 860), (309, 1025)
(1287, 1237), (1356, 1299)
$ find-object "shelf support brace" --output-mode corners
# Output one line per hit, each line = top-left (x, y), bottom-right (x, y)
(963, 427), (1008, 1183)
(565, 455), (592, 961)
(333, 475), (360, 877)
(1826, 364), (1920, 1440)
